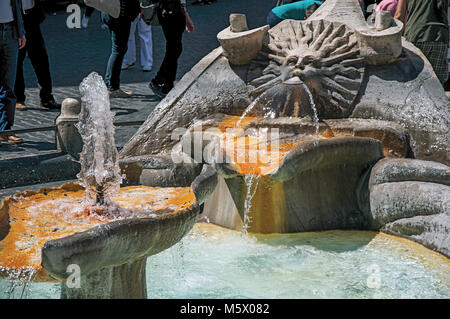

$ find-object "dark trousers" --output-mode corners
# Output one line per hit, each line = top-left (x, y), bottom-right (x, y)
(266, 11), (283, 28)
(102, 14), (132, 91)
(14, 15), (53, 103)
(85, 6), (95, 17)
(0, 23), (19, 130)
(154, 10), (186, 90)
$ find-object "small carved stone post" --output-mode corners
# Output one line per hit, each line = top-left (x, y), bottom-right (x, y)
(217, 14), (269, 65)
(375, 10), (393, 31)
(56, 98), (83, 159)
(229, 13), (248, 32)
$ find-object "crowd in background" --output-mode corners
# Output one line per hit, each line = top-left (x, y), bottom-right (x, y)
(0, 0), (448, 146)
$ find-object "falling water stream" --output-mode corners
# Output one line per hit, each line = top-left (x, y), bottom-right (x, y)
(300, 82), (320, 136)
(241, 175), (261, 237)
(236, 78), (321, 236)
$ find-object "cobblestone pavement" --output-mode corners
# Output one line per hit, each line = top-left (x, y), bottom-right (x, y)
(0, 0), (276, 160)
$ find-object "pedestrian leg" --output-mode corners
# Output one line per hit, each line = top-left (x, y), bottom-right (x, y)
(123, 17), (138, 69)
(137, 16), (153, 71)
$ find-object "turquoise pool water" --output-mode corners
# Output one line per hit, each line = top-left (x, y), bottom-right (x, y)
(1, 223), (449, 299)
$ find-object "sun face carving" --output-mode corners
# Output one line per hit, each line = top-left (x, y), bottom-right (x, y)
(247, 19), (365, 119)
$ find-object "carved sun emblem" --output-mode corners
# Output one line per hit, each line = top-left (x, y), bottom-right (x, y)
(248, 19), (365, 119)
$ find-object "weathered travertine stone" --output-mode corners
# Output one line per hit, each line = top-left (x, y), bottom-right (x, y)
(56, 98), (83, 159)
(121, 48), (249, 159)
(375, 10), (393, 31)
(251, 19), (365, 119)
(382, 214), (450, 258)
(367, 158), (450, 255)
(369, 158), (450, 188)
(229, 13), (248, 32)
(209, 137), (383, 233)
(61, 257), (147, 299)
(201, 175), (243, 231)
(33, 171), (217, 298)
(217, 17), (269, 65)
(309, 0), (403, 65)
(369, 181), (449, 229)
(121, 152), (203, 187)
(351, 39), (450, 165)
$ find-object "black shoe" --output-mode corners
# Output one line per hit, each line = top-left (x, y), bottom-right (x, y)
(149, 81), (167, 99)
(40, 99), (61, 110)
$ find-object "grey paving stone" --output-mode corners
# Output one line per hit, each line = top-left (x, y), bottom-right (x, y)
(1, 0), (274, 161)
(0, 1), (275, 193)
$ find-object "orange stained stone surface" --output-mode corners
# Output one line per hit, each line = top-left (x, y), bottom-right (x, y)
(214, 115), (330, 175)
(220, 133), (328, 175)
(0, 183), (195, 281)
(217, 116), (260, 132)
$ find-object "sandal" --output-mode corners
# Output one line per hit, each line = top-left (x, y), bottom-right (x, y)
(0, 134), (24, 144)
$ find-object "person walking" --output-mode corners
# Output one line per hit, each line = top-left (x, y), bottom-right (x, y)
(267, 0), (324, 28)
(0, 0), (26, 144)
(102, 0), (141, 98)
(149, 0), (194, 98)
(122, 14), (153, 72)
(395, 0), (449, 85)
(14, 0), (61, 111)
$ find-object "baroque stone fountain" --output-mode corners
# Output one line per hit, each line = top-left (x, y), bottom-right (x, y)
(120, 0), (449, 258)
(0, 0), (449, 299)
(0, 73), (217, 299)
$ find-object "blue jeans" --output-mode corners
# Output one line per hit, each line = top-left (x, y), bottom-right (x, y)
(102, 14), (132, 91)
(0, 22), (19, 131)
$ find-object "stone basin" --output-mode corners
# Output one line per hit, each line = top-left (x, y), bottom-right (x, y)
(187, 114), (410, 172)
(180, 114), (414, 233)
(0, 170), (217, 298)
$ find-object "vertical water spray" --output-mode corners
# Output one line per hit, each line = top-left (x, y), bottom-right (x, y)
(76, 72), (122, 205)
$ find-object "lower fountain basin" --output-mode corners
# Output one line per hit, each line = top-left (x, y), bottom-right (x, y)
(0, 172), (219, 298)
(2, 223), (449, 299)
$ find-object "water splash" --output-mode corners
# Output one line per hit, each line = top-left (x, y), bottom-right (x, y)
(170, 240), (187, 284)
(76, 72), (122, 205)
(0, 267), (36, 299)
(241, 175), (261, 238)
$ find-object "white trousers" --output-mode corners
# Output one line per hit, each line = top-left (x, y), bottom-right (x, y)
(123, 16), (153, 69)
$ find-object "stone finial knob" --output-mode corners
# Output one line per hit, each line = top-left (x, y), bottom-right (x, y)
(229, 14), (248, 33)
(375, 10), (393, 31)
(56, 98), (82, 159)
(61, 98), (81, 117)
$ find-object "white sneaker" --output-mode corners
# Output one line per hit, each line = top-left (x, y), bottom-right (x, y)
(82, 15), (89, 28)
(142, 66), (152, 72)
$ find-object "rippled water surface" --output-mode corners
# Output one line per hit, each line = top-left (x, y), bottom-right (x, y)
(1, 223), (449, 299)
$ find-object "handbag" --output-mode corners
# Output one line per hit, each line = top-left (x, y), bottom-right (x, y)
(84, 0), (120, 19)
(141, 0), (160, 26)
